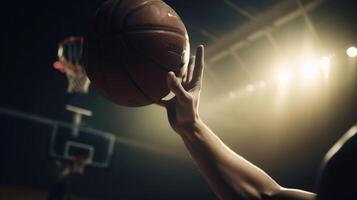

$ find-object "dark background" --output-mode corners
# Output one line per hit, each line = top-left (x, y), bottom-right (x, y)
(0, 0), (356, 199)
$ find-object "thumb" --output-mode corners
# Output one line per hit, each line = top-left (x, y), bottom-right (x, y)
(167, 72), (189, 101)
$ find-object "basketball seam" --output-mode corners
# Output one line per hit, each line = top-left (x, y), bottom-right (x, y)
(93, 30), (187, 75)
(118, 35), (157, 103)
(94, 0), (123, 38)
(94, 27), (187, 39)
(123, 33), (181, 100)
(122, 68), (155, 104)
(95, 33), (177, 74)
(109, 0), (124, 26)
(96, 0), (187, 39)
(94, 36), (152, 106)
(123, 33), (172, 73)
(125, 25), (187, 37)
(122, 0), (163, 27)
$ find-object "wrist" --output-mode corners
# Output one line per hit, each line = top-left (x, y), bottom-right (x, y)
(176, 117), (205, 139)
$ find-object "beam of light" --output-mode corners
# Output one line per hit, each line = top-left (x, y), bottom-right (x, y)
(276, 68), (292, 86)
(300, 60), (319, 80)
(320, 56), (331, 67)
(229, 91), (237, 98)
(246, 84), (255, 92)
(259, 81), (267, 88)
(274, 68), (291, 109)
(346, 46), (357, 58)
(319, 56), (331, 80)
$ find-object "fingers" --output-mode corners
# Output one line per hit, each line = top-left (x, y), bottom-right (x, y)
(191, 45), (205, 88)
(167, 72), (190, 102)
(184, 56), (195, 85)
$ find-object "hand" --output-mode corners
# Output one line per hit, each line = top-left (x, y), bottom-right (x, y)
(157, 45), (205, 134)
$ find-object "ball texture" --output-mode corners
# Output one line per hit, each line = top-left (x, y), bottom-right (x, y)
(84, 0), (190, 106)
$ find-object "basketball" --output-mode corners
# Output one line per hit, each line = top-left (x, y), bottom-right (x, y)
(83, 0), (190, 106)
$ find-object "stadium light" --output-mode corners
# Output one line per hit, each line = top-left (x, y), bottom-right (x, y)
(259, 81), (267, 88)
(229, 91), (237, 98)
(320, 56), (331, 67)
(246, 84), (255, 92)
(300, 60), (319, 80)
(346, 46), (357, 58)
(320, 56), (331, 79)
(276, 68), (292, 86)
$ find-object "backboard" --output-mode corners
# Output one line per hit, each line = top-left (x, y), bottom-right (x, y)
(49, 125), (115, 168)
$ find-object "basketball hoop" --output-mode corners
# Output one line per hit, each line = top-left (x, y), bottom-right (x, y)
(53, 36), (90, 94)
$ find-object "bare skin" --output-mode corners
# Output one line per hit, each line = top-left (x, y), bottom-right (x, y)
(158, 45), (316, 200)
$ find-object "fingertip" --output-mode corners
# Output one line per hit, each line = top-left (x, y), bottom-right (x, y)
(167, 71), (175, 81)
(196, 45), (204, 60)
(197, 45), (204, 52)
(168, 71), (175, 77)
(167, 71), (178, 86)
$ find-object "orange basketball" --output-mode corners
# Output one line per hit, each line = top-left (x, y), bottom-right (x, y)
(84, 0), (190, 106)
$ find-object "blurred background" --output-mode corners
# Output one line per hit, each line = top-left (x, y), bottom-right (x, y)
(0, 0), (356, 199)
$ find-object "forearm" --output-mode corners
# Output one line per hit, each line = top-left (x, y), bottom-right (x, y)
(162, 45), (315, 200)
(178, 119), (282, 200)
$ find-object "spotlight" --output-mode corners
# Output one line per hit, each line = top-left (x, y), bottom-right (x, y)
(346, 46), (357, 58)
(246, 84), (255, 92)
(276, 69), (291, 85)
(229, 91), (236, 98)
(300, 60), (319, 80)
(320, 56), (331, 79)
(259, 81), (267, 88)
(320, 56), (331, 67)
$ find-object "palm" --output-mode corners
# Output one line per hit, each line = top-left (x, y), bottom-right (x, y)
(158, 45), (205, 133)
(165, 85), (200, 132)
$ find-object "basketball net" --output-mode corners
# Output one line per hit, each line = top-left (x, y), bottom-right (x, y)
(70, 156), (91, 175)
(53, 36), (90, 94)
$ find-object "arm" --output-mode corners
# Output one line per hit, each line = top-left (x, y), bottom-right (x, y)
(159, 45), (315, 200)
(180, 120), (314, 200)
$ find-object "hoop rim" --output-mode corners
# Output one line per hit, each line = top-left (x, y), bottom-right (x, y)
(70, 155), (92, 165)
(60, 36), (84, 45)
(53, 61), (66, 73)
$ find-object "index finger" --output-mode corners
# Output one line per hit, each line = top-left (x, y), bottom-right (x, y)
(191, 45), (205, 86)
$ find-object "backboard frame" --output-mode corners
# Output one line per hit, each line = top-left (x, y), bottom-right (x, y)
(49, 124), (115, 168)
(64, 141), (95, 162)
